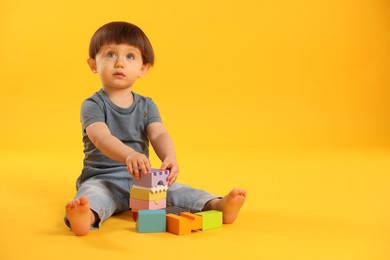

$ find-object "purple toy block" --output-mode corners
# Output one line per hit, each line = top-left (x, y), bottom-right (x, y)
(133, 168), (169, 188)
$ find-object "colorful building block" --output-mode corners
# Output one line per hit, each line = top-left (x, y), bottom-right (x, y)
(130, 186), (167, 204)
(166, 213), (191, 235)
(130, 198), (166, 210)
(166, 212), (203, 235)
(133, 168), (169, 188)
(180, 212), (203, 231)
(132, 210), (138, 221)
(137, 209), (166, 233)
(130, 169), (169, 230)
(195, 210), (223, 230)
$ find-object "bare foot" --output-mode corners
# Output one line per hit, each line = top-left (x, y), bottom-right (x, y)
(65, 196), (95, 236)
(204, 188), (247, 224)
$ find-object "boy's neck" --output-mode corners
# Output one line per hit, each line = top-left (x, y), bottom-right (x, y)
(103, 87), (134, 108)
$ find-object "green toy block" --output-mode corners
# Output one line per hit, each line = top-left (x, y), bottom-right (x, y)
(195, 210), (223, 230)
(136, 209), (166, 233)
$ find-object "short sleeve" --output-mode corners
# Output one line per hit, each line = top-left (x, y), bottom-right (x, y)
(80, 99), (106, 131)
(146, 98), (162, 125)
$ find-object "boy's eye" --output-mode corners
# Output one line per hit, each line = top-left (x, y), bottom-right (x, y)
(126, 54), (135, 60)
(107, 51), (116, 58)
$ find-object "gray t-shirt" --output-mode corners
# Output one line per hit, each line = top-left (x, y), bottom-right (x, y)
(80, 89), (161, 173)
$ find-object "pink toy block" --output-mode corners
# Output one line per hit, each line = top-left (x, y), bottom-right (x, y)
(130, 198), (166, 210)
(133, 168), (169, 188)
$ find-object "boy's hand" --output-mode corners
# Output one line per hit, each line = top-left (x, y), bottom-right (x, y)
(125, 151), (151, 180)
(161, 158), (179, 186)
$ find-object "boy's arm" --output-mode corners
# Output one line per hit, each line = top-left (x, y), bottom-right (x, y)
(147, 122), (179, 186)
(85, 122), (151, 179)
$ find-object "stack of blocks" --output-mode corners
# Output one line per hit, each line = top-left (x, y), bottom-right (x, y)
(130, 168), (223, 235)
(130, 168), (169, 233)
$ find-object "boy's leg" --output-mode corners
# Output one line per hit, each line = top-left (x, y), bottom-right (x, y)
(202, 188), (246, 224)
(167, 183), (246, 224)
(65, 196), (96, 236)
(166, 182), (219, 212)
(64, 172), (132, 235)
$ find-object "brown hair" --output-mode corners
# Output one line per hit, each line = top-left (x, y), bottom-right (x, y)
(89, 21), (155, 65)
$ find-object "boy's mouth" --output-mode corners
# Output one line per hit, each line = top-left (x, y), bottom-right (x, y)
(113, 72), (125, 77)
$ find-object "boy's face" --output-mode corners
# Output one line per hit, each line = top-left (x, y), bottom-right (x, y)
(87, 44), (149, 90)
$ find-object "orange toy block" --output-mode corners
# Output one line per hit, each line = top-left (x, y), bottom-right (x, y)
(166, 212), (203, 235)
(179, 212), (202, 231)
(166, 214), (191, 235)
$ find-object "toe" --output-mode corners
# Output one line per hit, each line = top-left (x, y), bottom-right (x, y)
(79, 196), (89, 205)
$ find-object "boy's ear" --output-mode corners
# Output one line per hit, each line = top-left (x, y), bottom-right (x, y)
(87, 58), (97, 73)
(139, 64), (151, 78)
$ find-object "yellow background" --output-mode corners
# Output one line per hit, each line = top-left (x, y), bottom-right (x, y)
(0, 0), (389, 259)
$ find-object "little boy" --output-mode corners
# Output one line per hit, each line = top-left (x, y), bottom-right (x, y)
(65, 21), (246, 236)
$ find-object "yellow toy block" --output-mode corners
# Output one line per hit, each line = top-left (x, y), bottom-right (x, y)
(130, 187), (167, 204)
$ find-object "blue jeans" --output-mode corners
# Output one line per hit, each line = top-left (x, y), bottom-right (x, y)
(64, 168), (218, 229)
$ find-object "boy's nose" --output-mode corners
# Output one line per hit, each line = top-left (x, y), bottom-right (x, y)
(115, 58), (125, 68)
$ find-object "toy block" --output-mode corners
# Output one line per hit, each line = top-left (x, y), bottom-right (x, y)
(180, 212), (202, 231)
(130, 198), (166, 210)
(132, 209), (138, 220)
(166, 214), (191, 235)
(130, 186), (167, 204)
(195, 210), (223, 230)
(133, 168), (169, 188)
(166, 204), (190, 215)
(137, 210), (166, 233)
(166, 212), (203, 235)
(132, 211), (138, 221)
